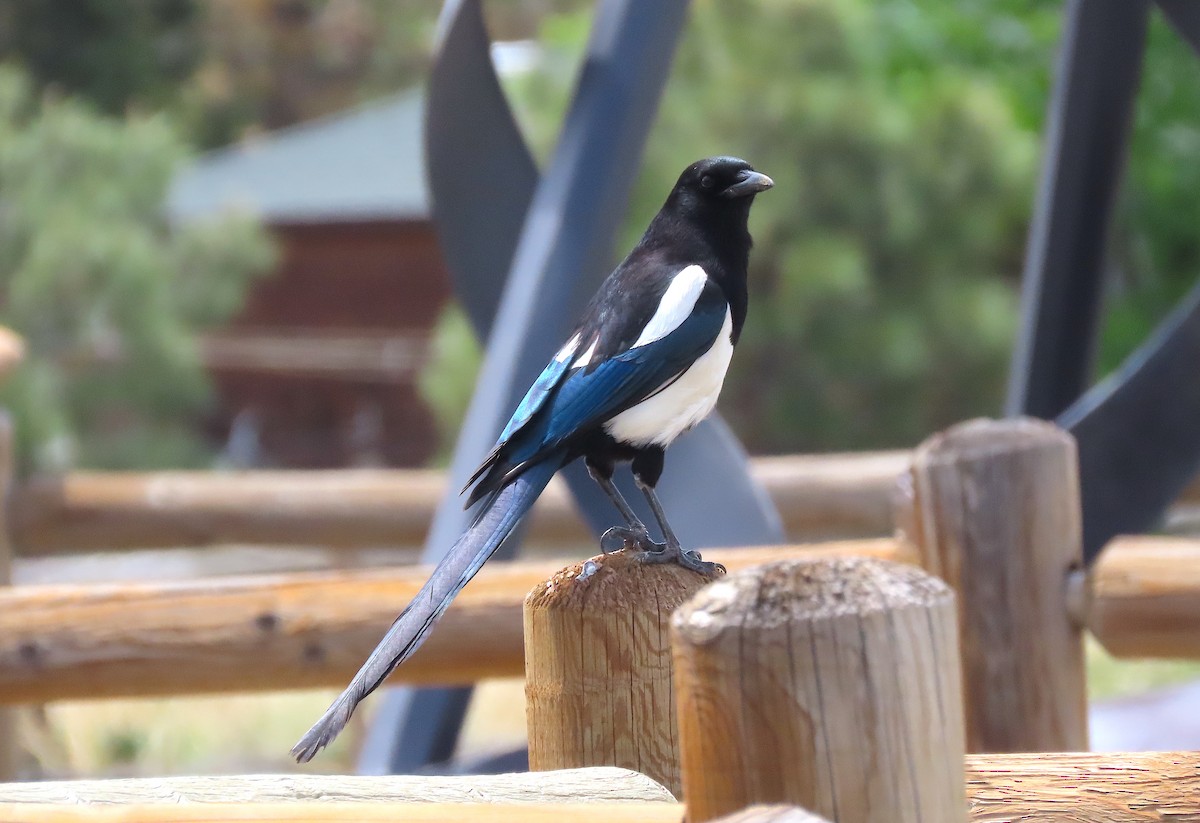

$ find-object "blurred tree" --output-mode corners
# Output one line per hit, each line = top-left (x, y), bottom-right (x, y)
(878, 1), (1200, 377)
(0, 0), (202, 115)
(489, 0), (1038, 453)
(0, 0), (441, 149)
(437, 0), (1200, 455)
(0, 66), (274, 471)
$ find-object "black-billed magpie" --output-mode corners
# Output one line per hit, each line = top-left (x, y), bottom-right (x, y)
(292, 156), (773, 762)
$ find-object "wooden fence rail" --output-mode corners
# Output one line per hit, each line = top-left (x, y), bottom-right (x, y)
(0, 754), (1196, 820)
(0, 536), (1194, 704)
(0, 544), (892, 704)
(12, 452), (1200, 556)
(6, 453), (909, 555)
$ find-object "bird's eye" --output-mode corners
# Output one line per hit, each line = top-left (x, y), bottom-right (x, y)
(700, 174), (715, 190)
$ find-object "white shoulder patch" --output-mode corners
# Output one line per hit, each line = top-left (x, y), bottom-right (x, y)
(574, 337), (599, 368)
(632, 265), (709, 348)
(554, 334), (581, 363)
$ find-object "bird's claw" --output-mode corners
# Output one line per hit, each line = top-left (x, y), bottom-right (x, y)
(600, 525), (659, 554)
(634, 541), (725, 577)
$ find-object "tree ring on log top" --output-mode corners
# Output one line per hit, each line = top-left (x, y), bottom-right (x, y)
(672, 556), (953, 641)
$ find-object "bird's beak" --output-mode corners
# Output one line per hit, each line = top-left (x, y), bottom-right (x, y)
(722, 170), (775, 198)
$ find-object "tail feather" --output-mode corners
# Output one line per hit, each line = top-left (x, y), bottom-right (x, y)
(290, 456), (561, 763)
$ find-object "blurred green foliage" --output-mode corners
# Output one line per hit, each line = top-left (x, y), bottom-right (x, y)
(496, 0), (1036, 451)
(3, 0), (1200, 464)
(491, 0), (1200, 453)
(0, 0), (439, 150)
(0, 66), (274, 471)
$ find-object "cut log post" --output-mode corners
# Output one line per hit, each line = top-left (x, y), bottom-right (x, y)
(672, 557), (965, 823)
(524, 549), (720, 798)
(907, 418), (1088, 752)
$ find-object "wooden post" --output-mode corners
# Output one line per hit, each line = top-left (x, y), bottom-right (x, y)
(672, 557), (966, 823)
(524, 549), (720, 798)
(0, 414), (17, 780)
(907, 418), (1088, 752)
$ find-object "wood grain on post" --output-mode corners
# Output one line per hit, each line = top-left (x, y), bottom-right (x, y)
(908, 418), (1088, 752)
(672, 557), (965, 823)
(524, 549), (719, 797)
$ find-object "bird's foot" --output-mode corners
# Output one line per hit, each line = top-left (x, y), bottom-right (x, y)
(634, 541), (726, 577)
(600, 525), (657, 554)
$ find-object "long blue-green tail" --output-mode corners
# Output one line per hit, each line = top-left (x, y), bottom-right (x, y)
(291, 456), (562, 762)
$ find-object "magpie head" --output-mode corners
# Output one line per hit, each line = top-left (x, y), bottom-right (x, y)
(671, 156), (774, 212)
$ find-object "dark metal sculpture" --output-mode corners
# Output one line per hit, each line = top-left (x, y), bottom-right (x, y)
(366, 0), (1200, 773)
(358, 0), (782, 774)
(1008, 0), (1200, 562)
(1006, 0), (1150, 421)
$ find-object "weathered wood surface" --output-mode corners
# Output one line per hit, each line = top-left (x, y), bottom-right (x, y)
(0, 531), (1196, 704)
(0, 752), (1196, 820)
(0, 801), (686, 822)
(8, 453), (909, 555)
(964, 751), (1200, 822)
(0, 542), (898, 703)
(711, 807), (832, 823)
(908, 418), (1088, 753)
(525, 550), (718, 797)
(672, 557), (965, 823)
(0, 767), (674, 805)
(1088, 536), (1200, 659)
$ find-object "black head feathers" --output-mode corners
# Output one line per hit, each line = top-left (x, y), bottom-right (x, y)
(672, 156), (774, 205)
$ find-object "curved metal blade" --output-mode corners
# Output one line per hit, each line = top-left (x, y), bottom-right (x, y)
(1060, 280), (1200, 562)
(424, 0), (537, 339)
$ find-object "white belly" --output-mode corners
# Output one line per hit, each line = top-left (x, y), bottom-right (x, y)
(604, 309), (734, 447)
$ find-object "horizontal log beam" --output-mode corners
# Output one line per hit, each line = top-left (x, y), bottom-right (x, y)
(9, 453), (911, 555)
(0, 534), (1194, 705)
(964, 751), (1200, 821)
(1087, 536), (1200, 658)
(0, 542), (902, 703)
(12, 453), (1200, 557)
(0, 801), (684, 823)
(0, 753), (1196, 821)
(0, 767), (674, 805)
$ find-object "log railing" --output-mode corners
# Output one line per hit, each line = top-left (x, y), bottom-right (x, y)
(0, 535), (1194, 705)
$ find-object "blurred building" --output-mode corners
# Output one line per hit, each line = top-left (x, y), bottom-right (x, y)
(168, 90), (452, 468)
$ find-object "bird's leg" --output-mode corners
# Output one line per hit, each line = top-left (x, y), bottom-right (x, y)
(632, 470), (725, 577)
(585, 459), (661, 554)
